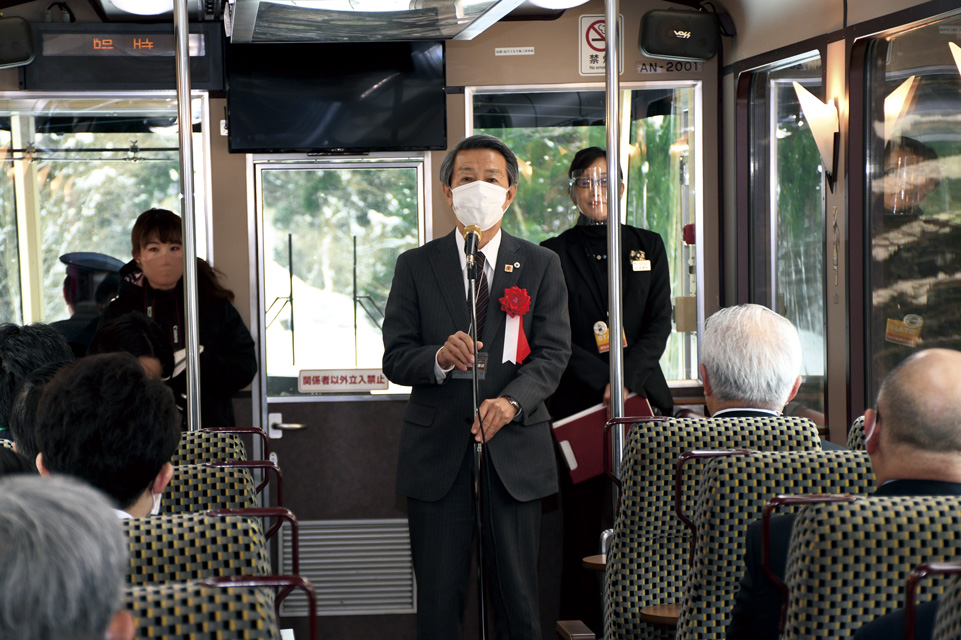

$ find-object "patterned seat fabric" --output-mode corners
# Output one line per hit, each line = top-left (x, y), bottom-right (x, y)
(676, 450), (874, 640)
(784, 495), (961, 639)
(123, 513), (272, 585)
(162, 464), (258, 514)
(603, 416), (822, 640)
(0, 438), (14, 450)
(847, 415), (866, 450)
(933, 573), (961, 639)
(172, 431), (248, 466)
(124, 580), (280, 639)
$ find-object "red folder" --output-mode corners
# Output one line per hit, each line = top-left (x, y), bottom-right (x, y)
(551, 394), (654, 484)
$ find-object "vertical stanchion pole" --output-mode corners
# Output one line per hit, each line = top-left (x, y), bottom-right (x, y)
(173, 0), (202, 431)
(605, 0), (626, 478)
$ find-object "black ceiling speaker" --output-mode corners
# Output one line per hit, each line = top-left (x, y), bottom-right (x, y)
(639, 9), (719, 62)
(0, 17), (35, 69)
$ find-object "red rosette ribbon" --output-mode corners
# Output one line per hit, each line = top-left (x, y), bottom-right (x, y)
(499, 286), (531, 364)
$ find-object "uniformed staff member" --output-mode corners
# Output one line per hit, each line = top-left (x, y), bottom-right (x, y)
(541, 146), (673, 631)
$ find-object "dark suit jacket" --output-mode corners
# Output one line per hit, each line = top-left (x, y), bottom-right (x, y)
(382, 230), (571, 503)
(540, 224), (672, 417)
(853, 599), (938, 640)
(727, 479), (961, 640)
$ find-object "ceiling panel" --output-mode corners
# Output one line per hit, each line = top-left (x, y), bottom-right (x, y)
(225, 0), (526, 42)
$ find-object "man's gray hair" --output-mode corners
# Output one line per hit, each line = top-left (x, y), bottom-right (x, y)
(0, 475), (127, 640)
(701, 304), (802, 410)
(438, 134), (518, 187)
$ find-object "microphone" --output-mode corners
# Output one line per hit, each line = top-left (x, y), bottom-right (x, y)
(463, 225), (482, 283)
(463, 225), (481, 264)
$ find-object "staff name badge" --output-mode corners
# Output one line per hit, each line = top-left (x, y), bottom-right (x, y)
(631, 249), (651, 272)
(451, 352), (488, 379)
(593, 321), (627, 353)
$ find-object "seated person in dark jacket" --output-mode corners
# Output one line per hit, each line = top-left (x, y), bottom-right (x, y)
(88, 312), (174, 381)
(727, 348), (961, 640)
(6, 361), (71, 464)
(34, 353), (182, 518)
(853, 599), (938, 640)
(0, 323), (73, 435)
(0, 447), (36, 477)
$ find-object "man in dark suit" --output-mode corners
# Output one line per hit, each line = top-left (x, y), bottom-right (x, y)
(726, 348), (961, 640)
(382, 134), (571, 639)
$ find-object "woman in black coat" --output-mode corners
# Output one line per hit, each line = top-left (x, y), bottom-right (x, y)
(541, 147), (673, 630)
(104, 209), (257, 428)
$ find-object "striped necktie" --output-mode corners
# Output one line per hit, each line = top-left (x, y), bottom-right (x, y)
(473, 250), (489, 339)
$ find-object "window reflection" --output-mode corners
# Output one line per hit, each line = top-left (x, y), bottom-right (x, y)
(749, 53), (826, 423)
(867, 17), (961, 401)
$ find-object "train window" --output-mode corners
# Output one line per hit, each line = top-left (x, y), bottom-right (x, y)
(471, 85), (701, 382)
(865, 15), (961, 400)
(747, 53), (826, 423)
(255, 158), (425, 397)
(0, 94), (209, 325)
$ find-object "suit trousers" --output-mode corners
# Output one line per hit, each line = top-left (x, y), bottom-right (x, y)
(407, 441), (543, 640)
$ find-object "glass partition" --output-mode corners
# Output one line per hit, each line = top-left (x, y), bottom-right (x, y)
(864, 14), (961, 401)
(748, 53), (826, 422)
(255, 158), (425, 397)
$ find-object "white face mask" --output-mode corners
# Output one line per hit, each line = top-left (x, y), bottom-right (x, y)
(149, 491), (163, 516)
(451, 181), (510, 231)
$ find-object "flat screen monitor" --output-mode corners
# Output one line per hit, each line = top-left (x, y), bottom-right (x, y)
(226, 41), (446, 153)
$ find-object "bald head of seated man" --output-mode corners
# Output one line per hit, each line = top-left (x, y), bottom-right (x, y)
(34, 352), (182, 518)
(726, 348), (961, 640)
(864, 348), (961, 485)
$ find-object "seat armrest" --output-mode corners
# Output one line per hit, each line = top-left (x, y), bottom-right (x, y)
(556, 620), (595, 640)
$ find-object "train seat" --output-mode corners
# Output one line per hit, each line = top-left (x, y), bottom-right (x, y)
(162, 463), (258, 514)
(675, 449), (874, 640)
(599, 415), (822, 640)
(847, 415), (866, 450)
(782, 495), (961, 639)
(123, 576), (317, 640)
(929, 565), (961, 639)
(171, 427), (270, 466)
(123, 512), (273, 585)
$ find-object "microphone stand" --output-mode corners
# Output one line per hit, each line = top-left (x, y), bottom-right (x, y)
(467, 251), (488, 640)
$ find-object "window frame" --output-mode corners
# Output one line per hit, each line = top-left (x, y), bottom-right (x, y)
(250, 152), (431, 404)
(0, 90), (212, 325)
(743, 51), (829, 421)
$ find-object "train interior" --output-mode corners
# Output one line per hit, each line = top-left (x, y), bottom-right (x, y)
(0, 0), (958, 637)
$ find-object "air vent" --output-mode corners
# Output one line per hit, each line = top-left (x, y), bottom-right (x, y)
(278, 519), (416, 617)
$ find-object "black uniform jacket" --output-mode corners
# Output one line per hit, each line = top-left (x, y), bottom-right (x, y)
(104, 259), (257, 428)
(541, 223), (673, 417)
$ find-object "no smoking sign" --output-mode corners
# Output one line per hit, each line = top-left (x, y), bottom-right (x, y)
(579, 14), (624, 76)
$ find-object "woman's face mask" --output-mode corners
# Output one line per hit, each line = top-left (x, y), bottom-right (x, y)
(149, 490), (163, 516)
(451, 181), (510, 231)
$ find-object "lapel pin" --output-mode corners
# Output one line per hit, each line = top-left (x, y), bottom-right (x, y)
(504, 264), (513, 273)
(514, 262), (521, 268)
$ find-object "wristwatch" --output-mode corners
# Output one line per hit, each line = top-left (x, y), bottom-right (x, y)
(502, 395), (522, 419)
